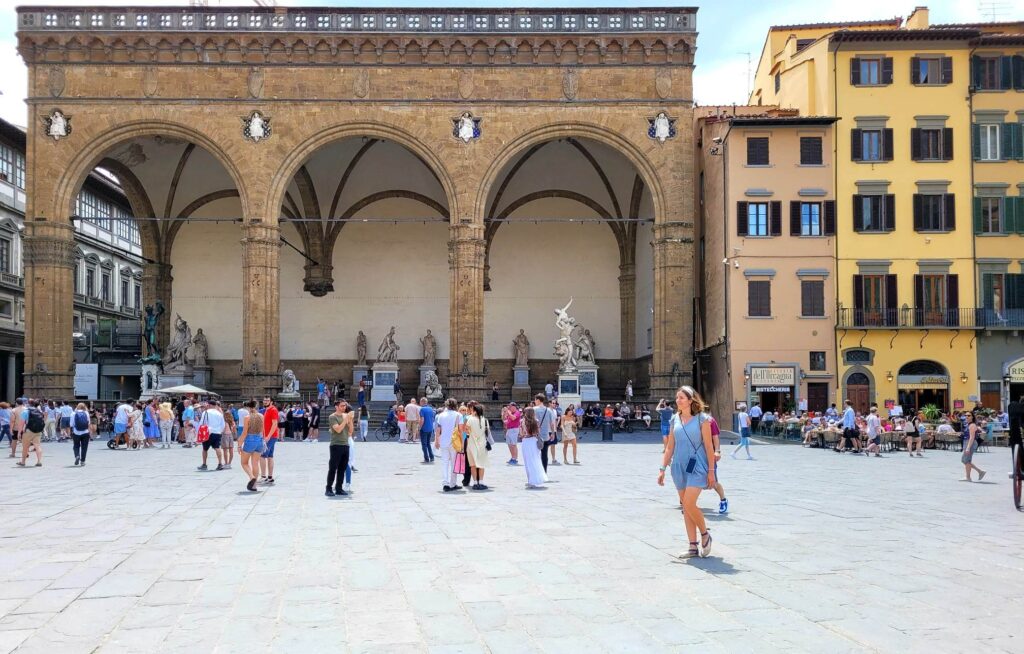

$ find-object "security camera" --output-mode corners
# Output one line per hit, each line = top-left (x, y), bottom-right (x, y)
(722, 258), (729, 264)
(734, 261), (740, 269)
(712, 136), (723, 144)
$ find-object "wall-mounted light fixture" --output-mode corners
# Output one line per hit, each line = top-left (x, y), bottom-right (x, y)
(886, 370), (893, 383)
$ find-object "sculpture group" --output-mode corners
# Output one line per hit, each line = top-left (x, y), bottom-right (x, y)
(553, 297), (596, 372)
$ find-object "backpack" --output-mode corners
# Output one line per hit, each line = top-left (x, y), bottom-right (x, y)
(74, 410), (90, 432)
(26, 408), (45, 434)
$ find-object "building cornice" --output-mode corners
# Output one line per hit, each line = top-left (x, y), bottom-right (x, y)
(16, 7), (697, 67)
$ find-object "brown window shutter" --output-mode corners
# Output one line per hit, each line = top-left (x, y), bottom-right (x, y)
(912, 194), (923, 231)
(944, 193), (956, 230)
(941, 56), (953, 84)
(886, 274), (898, 310)
(737, 201), (748, 236)
(910, 128), (922, 160)
(851, 129), (863, 161)
(852, 195), (863, 232)
(881, 57), (893, 84)
(790, 201), (801, 236)
(824, 200), (836, 235)
(884, 194), (896, 231)
(910, 56), (921, 84)
(850, 57), (861, 85)
(769, 201), (782, 236)
(942, 127), (953, 160)
(882, 128), (894, 161)
(853, 275), (864, 310)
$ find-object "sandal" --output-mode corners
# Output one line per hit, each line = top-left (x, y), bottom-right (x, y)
(700, 530), (713, 557)
(678, 542), (700, 559)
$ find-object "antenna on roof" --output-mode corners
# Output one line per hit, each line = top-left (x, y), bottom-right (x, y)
(739, 52), (752, 100)
(977, 1), (1010, 20)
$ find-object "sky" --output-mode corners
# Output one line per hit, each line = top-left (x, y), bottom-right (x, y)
(0, 0), (1002, 127)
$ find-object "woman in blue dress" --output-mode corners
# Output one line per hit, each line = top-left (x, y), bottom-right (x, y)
(657, 386), (716, 559)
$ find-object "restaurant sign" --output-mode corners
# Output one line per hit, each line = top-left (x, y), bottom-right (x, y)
(755, 386), (790, 393)
(897, 374), (949, 390)
(1007, 360), (1024, 382)
(749, 367), (795, 387)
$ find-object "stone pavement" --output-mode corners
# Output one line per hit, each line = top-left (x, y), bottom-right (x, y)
(1, 432), (1022, 653)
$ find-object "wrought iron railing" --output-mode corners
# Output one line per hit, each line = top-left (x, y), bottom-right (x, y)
(838, 308), (982, 329)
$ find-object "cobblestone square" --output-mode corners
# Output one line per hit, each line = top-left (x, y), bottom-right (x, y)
(1, 435), (1022, 653)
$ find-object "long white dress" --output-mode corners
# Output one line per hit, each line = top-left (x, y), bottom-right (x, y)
(521, 433), (545, 487)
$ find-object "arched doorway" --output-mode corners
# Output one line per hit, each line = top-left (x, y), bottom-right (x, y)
(845, 371), (871, 415)
(483, 136), (654, 399)
(897, 360), (950, 413)
(275, 136), (451, 391)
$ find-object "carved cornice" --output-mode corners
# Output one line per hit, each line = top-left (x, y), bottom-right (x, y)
(17, 31), (695, 68)
(23, 233), (78, 268)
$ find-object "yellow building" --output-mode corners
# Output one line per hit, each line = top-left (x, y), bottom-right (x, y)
(751, 7), (1023, 415)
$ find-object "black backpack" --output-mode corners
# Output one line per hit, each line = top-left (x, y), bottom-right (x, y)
(26, 408), (45, 434)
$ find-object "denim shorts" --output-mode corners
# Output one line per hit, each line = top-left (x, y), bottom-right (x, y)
(242, 434), (264, 453)
(261, 437), (277, 458)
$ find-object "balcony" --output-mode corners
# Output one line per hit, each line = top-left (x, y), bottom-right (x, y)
(0, 273), (23, 289)
(838, 308), (982, 329)
(977, 309), (1024, 330)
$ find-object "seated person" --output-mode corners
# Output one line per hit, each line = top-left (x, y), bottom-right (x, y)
(935, 421), (955, 434)
(611, 404), (626, 428)
(619, 403), (633, 423)
(639, 404), (652, 429)
(801, 421), (816, 447)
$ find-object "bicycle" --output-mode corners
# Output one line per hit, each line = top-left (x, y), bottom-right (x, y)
(374, 419), (400, 441)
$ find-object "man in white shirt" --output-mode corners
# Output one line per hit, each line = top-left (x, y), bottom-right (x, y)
(732, 404), (753, 459)
(433, 398), (462, 492)
(404, 398), (421, 445)
(544, 382), (554, 399)
(114, 400), (133, 442)
(533, 394), (557, 474)
(748, 402), (763, 434)
(864, 406), (882, 457)
(59, 401), (74, 441)
(197, 399), (227, 471)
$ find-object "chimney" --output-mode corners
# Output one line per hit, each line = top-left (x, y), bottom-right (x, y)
(906, 6), (929, 30)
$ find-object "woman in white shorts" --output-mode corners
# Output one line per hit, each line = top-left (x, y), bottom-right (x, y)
(561, 405), (579, 465)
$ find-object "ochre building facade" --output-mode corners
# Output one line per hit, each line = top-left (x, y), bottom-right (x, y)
(16, 6), (697, 401)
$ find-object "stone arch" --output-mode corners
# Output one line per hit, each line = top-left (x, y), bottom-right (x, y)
(54, 119), (249, 228)
(268, 122), (458, 230)
(898, 360), (948, 376)
(475, 121), (665, 228)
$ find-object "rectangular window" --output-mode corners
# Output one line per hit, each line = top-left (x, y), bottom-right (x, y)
(0, 142), (25, 189)
(748, 280), (771, 317)
(85, 268), (95, 297)
(809, 351), (827, 371)
(978, 124), (1000, 161)
(799, 137), (823, 165)
(73, 262), (80, 294)
(857, 274), (889, 326)
(0, 299), (11, 319)
(747, 202), (768, 236)
(101, 273), (110, 302)
(801, 280), (825, 317)
(120, 279), (129, 306)
(861, 130), (882, 161)
(913, 57), (947, 85)
(0, 238), (9, 274)
(859, 58), (881, 85)
(975, 56), (1001, 90)
(853, 194), (895, 232)
(73, 315), (81, 332)
(914, 194), (955, 232)
(800, 203), (821, 236)
(134, 285), (141, 309)
(746, 137), (769, 166)
(919, 274), (947, 325)
(977, 197), (1002, 234)
(920, 129), (941, 160)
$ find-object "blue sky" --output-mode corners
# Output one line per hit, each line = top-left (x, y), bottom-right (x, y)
(0, 0), (999, 126)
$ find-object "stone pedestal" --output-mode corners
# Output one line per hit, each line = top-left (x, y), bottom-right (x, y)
(159, 364), (195, 391)
(371, 363), (399, 402)
(417, 365), (436, 398)
(139, 363), (161, 400)
(578, 364), (600, 402)
(192, 366), (212, 390)
(511, 365), (532, 403)
(277, 391), (301, 404)
(556, 372), (582, 411)
(352, 365), (370, 388)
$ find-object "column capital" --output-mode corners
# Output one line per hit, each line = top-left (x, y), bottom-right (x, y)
(22, 223), (77, 269)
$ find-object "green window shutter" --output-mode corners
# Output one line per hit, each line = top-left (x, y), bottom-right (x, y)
(971, 55), (982, 87)
(1018, 198), (1024, 235)
(972, 123), (981, 160)
(973, 197), (983, 234)
(982, 273), (995, 311)
(1000, 56), (1013, 90)
(1010, 122), (1024, 160)
(1001, 122), (1015, 161)
(1005, 197), (1018, 234)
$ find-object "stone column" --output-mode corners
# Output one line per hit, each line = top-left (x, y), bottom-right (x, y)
(6, 352), (16, 403)
(619, 262), (637, 361)
(23, 221), (77, 398)
(651, 221), (694, 399)
(240, 222), (281, 399)
(447, 222), (487, 399)
(141, 261), (173, 349)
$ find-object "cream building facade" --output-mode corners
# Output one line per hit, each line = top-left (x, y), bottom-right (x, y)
(16, 6), (697, 401)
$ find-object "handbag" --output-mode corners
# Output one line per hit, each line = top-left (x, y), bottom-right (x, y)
(453, 451), (466, 474)
(197, 424), (210, 443)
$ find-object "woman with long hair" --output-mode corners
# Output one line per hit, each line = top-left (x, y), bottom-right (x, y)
(237, 400), (265, 491)
(656, 399), (673, 451)
(358, 405), (369, 442)
(960, 412), (987, 482)
(520, 405), (545, 488)
(658, 386), (716, 559)
(561, 405), (579, 464)
(465, 403), (490, 490)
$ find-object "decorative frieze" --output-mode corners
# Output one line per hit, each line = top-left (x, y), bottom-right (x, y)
(23, 234), (77, 268)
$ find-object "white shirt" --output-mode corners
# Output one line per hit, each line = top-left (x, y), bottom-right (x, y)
(545, 383), (554, 397)
(202, 408), (226, 434)
(60, 405), (74, 418)
(435, 409), (460, 449)
(115, 403), (132, 424)
(737, 411), (750, 428)
(405, 402), (421, 421)
(749, 406), (763, 419)
(866, 414), (881, 437)
(237, 408), (249, 430)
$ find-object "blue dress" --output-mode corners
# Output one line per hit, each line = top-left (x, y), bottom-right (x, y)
(669, 413), (709, 490)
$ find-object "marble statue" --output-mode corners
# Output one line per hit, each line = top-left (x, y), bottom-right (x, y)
(377, 326), (399, 363)
(163, 314), (192, 370)
(424, 370), (443, 400)
(553, 298), (578, 371)
(191, 328), (209, 367)
(576, 327), (595, 364)
(356, 330), (368, 366)
(512, 329), (530, 366)
(653, 112), (672, 142)
(46, 110), (69, 140)
(141, 300), (165, 361)
(281, 369), (298, 395)
(457, 112), (476, 143)
(420, 329), (437, 367)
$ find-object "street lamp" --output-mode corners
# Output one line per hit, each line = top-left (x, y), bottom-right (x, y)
(960, 371), (968, 384)
(886, 370), (893, 383)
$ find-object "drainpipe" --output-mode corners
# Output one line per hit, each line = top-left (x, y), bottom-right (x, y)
(833, 39), (843, 407)
(967, 46), (982, 404)
(720, 119), (735, 414)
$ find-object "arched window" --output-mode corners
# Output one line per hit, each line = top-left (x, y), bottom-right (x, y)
(898, 360), (946, 376)
(847, 372), (870, 385)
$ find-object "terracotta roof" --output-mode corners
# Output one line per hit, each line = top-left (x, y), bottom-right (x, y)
(730, 115), (838, 127)
(770, 18), (902, 31)
(830, 28), (979, 43)
(931, 21), (1024, 29)
(971, 34), (1024, 45)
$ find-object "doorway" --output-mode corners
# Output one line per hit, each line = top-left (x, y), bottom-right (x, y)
(846, 372), (870, 415)
(806, 383), (829, 414)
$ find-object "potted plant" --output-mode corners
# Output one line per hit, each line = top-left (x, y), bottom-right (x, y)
(921, 404), (943, 423)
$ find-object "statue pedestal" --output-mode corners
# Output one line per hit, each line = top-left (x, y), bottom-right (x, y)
(577, 364), (600, 402)
(417, 365), (436, 398)
(192, 366), (212, 390)
(352, 365), (370, 388)
(556, 372), (582, 411)
(511, 365), (532, 403)
(159, 364), (195, 391)
(139, 363), (161, 400)
(371, 363), (399, 403)
(277, 392), (301, 404)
